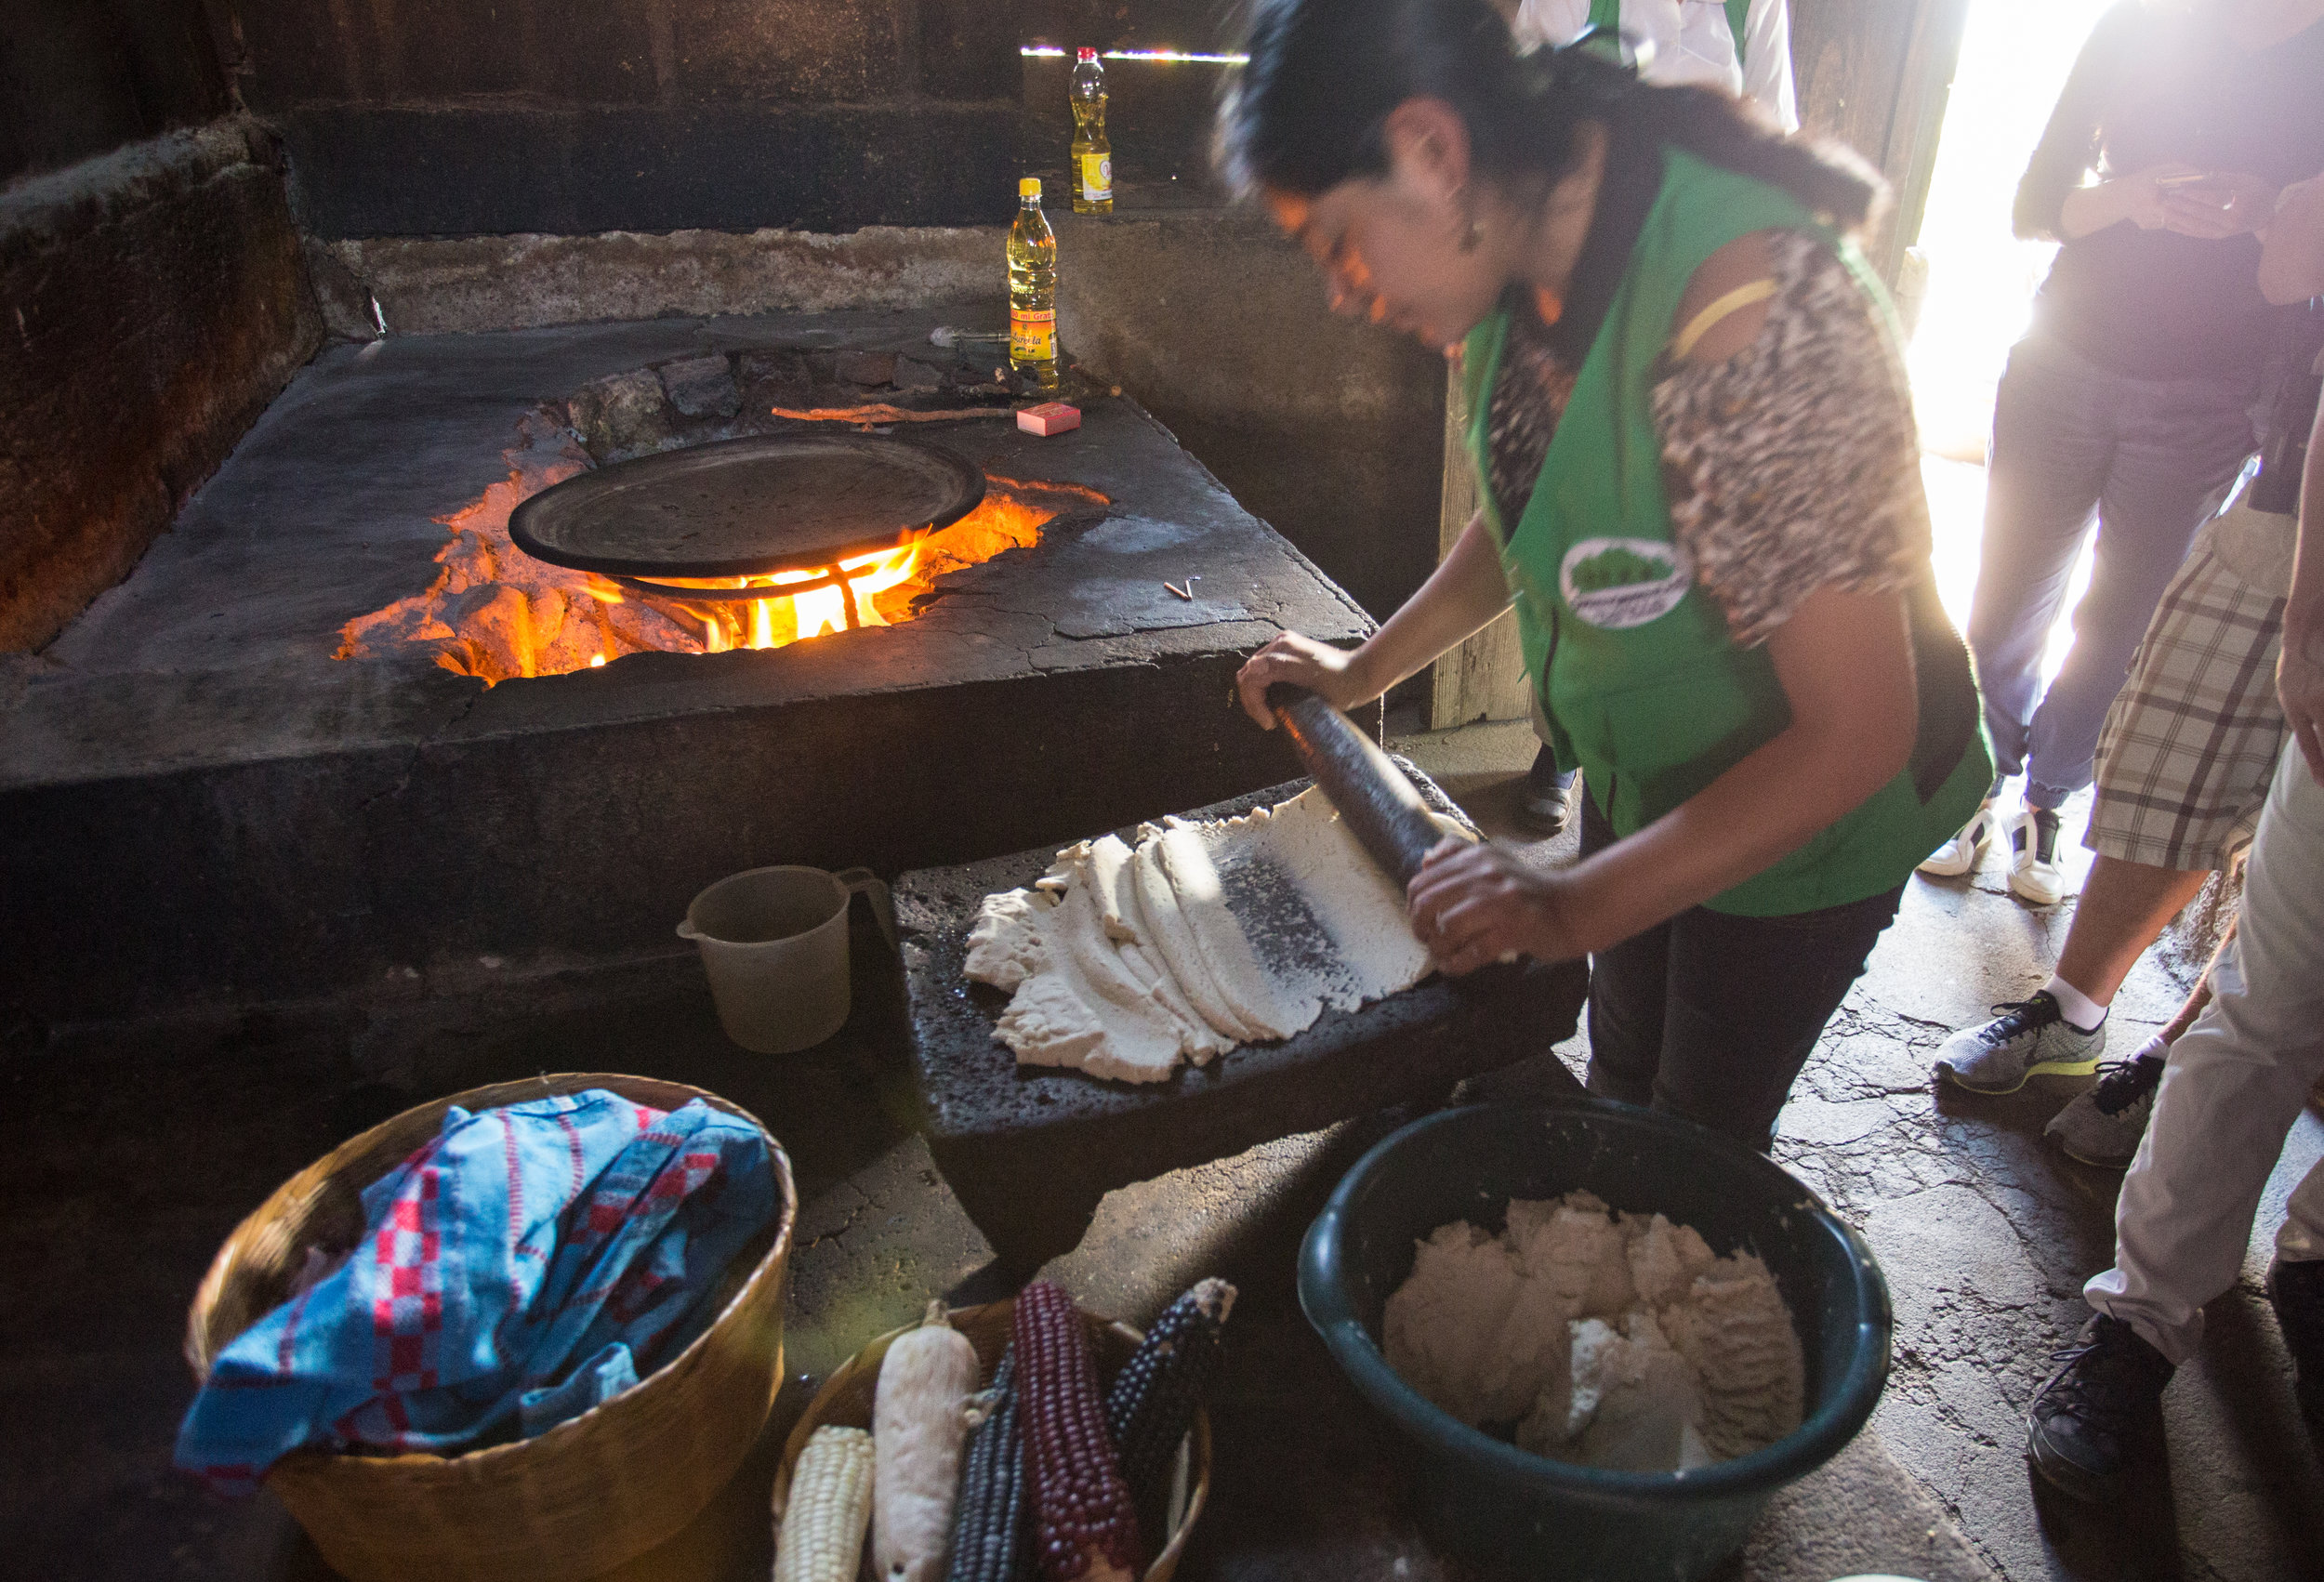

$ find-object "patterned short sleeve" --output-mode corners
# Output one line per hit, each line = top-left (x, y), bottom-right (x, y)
(1650, 231), (1933, 650)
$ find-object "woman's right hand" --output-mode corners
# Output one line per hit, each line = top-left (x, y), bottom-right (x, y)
(2062, 162), (2201, 237)
(1235, 632), (1378, 729)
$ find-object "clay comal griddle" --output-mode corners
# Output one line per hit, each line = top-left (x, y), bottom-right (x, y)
(508, 431), (985, 615)
(896, 734), (1590, 1271)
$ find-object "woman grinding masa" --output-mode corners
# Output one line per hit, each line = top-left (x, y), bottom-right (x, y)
(1226, 0), (1990, 1153)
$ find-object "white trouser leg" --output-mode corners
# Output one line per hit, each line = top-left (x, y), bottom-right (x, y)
(2086, 750), (2324, 1364)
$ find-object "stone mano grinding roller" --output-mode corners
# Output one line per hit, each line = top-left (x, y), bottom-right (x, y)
(1265, 683), (1450, 888)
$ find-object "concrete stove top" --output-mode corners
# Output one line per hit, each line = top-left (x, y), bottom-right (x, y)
(3, 311), (1371, 1032)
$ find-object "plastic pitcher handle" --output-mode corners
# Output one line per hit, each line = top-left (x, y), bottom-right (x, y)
(833, 867), (897, 954)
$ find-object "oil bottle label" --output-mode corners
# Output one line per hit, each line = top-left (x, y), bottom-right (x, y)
(1079, 152), (1113, 203)
(1010, 309), (1057, 362)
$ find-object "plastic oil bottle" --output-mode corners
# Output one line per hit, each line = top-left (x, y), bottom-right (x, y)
(1070, 47), (1113, 214)
(1007, 178), (1060, 393)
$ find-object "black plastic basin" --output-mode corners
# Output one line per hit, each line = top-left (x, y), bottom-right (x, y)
(1298, 1101), (1891, 1580)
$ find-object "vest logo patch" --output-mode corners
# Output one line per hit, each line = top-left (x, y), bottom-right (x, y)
(1559, 538), (1694, 628)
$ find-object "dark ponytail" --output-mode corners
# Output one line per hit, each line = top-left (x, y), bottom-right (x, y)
(1217, 0), (1884, 237)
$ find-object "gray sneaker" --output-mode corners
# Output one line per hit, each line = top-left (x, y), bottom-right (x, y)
(1933, 992), (2106, 1094)
(2046, 1051), (2165, 1167)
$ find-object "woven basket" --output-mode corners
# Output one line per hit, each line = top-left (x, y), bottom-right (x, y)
(184, 1073), (798, 1582)
(773, 1299), (1212, 1582)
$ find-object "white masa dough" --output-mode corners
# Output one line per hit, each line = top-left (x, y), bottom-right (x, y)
(963, 787), (1441, 1082)
(1381, 1192), (1804, 1472)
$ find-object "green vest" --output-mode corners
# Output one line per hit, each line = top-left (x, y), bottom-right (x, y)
(1585, 0), (1754, 64)
(1461, 148), (1991, 916)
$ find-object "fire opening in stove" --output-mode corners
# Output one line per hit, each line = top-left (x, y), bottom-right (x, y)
(337, 466), (1105, 685)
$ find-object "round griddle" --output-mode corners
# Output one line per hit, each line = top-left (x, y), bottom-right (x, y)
(508, 433), (986, 580)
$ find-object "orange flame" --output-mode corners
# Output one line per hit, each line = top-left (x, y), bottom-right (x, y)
(337, 471), (1102, 685)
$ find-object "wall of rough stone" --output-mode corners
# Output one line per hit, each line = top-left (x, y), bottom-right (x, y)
(206, 0), (1027, 237)
(305, 227), (1008, 338)
(0, 123), (322, 652)
(0, 0), (227, 183)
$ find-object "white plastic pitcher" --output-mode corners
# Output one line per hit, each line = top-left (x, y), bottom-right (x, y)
(678, 865), (896, 1054)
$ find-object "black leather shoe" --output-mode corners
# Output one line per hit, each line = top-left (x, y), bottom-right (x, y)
(1519, 746), (1577, 837)
(2268, 1258), (2324, 1429)
(2026, 1313), (2174, 1501)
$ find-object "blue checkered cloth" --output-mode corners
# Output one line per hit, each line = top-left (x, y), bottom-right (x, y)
(177, 1090), (775, 1494)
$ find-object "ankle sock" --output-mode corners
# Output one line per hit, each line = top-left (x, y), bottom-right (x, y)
(2129, 1030), (2171, 1065)
(2044, 975), (2107, 1034)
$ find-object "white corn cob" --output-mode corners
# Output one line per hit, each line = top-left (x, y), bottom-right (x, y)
(873, 1300), (982, 1582)
(775, 1425), (876, 1582)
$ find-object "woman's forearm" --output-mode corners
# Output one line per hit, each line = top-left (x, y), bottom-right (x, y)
(2057, 179), (2137, 241)
(2260, 173), (2324, 305)
(1346, 511), (1515, 698)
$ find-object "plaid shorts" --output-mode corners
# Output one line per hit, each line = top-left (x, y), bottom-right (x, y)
(2086, 516), (2289, 871)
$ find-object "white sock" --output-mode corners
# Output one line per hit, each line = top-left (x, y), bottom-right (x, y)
(2044, 974), (2107, 1034)
(2129, 1031), (2171, 1064)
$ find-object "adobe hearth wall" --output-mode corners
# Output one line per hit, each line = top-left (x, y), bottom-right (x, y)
(0, 121), (323, 653)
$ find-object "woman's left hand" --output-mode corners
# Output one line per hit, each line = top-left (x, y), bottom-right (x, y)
(1406, 837), (1591, 974)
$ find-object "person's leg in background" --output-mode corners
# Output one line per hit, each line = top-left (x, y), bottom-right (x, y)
(2046, 916), (2234, 1167)
(2010, 369), (2257, 903)
(1935, 515), (2287, 1110)
(1965, 340), (2121, 795)
(1927, 336), (2118, 877)
(2026, 747), (2324, 1499)
(1931, 853), (2210, 1097)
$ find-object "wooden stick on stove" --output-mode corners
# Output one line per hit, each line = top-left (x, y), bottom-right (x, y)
(1264, 683), (1449, 889)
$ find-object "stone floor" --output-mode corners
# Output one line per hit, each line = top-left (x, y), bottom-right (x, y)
(5, 718), (2319, 1581)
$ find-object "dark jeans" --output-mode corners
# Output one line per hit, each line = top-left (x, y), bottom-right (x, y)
(1970, 333), (2256, 808)
(1579, 795), (1904, 1153)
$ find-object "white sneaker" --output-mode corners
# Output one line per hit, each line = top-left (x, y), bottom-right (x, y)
(1919, 804), (1998, 877)
(2006, 807), (2067, 906)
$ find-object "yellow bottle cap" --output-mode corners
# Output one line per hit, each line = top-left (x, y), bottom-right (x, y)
(1020, 178), (1041, 199)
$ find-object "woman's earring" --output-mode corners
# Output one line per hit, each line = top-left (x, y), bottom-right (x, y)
(1459, 216), (1482, 253)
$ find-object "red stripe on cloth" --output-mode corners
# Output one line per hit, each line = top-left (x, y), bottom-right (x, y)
(559, 1113), (586, 1198)
(502, 1112), (527, 1311)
